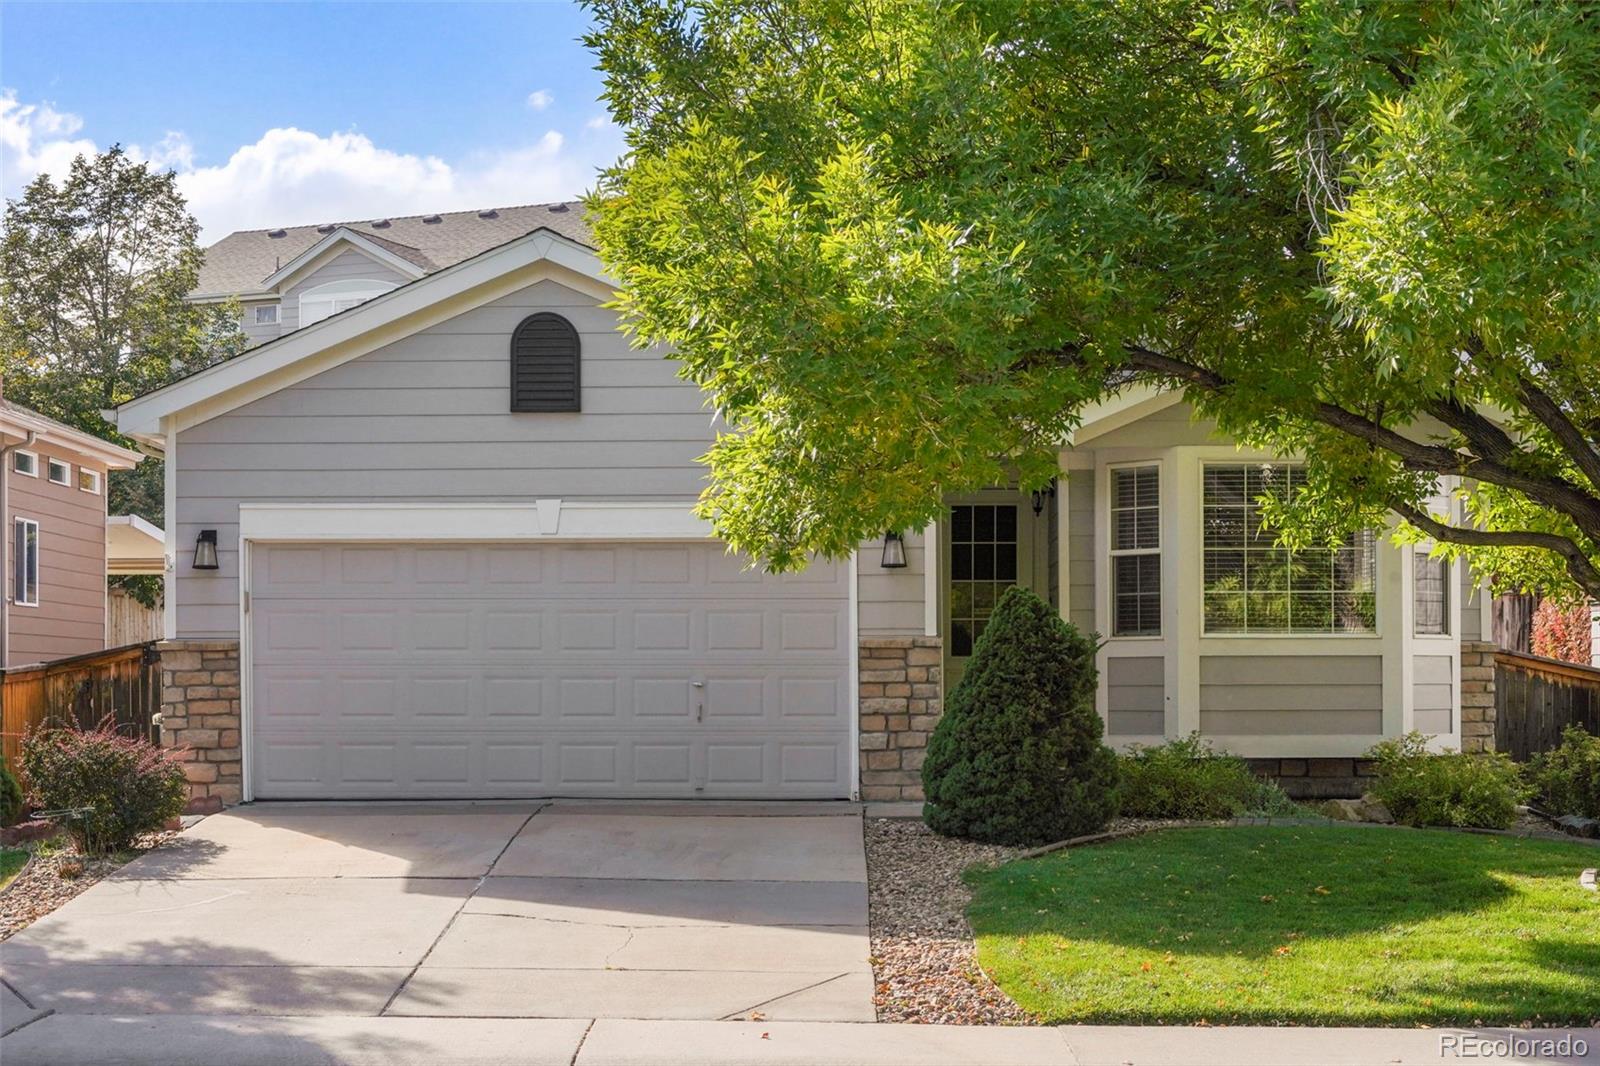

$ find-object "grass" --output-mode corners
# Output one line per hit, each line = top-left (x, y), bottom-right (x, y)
(0, 847), (28, 892)
(967, 826), (1600, 1027)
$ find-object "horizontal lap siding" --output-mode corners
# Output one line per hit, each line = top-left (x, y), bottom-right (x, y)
(1066, 470), (1094, 634)
(1413, 653), (1454, 734)
(176, 280), (721, 638)
(1198, 654), (1383, 736)
(7, 452), (108, 665)
(279, 249), (411, 333)
(858, 531), (926, 636)
(1107, 655), (1163, 735)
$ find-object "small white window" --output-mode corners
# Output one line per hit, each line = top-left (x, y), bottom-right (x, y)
(1110, 465), (1161, 636)
(254, 304), (280, 325)
(299, 279), (397, 327)
(13, 517), (39, 606)
(1414, 550), (1450, 636)
(46, 458), (70, 485)
(78, 467), (101, 495)
(11, 450), (37, 477)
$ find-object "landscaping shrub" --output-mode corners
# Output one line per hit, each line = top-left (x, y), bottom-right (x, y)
(1526, 725), (1600, 819)
(922, 585), (1119, 845)
(1118, 732), (1299, 819)
(0, 757), (23, 826)
(18, 720), (188, 855)
(1366, 732), (1526, 829)
(1531, 599), (1592, 664)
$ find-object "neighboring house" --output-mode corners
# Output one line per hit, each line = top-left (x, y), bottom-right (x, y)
(114, 202), (1490, 806)
(1, 400), (145, 666)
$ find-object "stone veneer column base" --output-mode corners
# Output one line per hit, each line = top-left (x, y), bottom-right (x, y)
(157, 640), (243, 813)
(1459, 640), (1499, 753)
(858, 637), (943, 802)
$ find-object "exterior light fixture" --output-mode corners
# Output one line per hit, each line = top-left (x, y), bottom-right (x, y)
(193, 529), (220, 570)
(1031, 480), (1058, 517)
(881, 531), (908, 569)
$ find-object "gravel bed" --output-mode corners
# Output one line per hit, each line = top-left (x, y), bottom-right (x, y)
(863, 815), (1206, 1024)
(0, 831), (176, 941)
(864, 817), (1030, 1025)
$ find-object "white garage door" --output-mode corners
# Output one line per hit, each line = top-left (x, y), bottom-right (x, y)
(248, 542), (853, 799)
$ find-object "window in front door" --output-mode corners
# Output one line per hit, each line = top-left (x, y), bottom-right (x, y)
(948, 503), (1020, 657)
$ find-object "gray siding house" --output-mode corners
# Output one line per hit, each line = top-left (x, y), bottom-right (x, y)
(116, 203), (1488, 807)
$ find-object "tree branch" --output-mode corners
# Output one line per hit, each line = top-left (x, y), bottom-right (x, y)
(1516, 374), (1600, 491)
(1389, 499), (1600, 599)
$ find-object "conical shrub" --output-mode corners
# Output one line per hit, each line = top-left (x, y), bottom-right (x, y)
(921, 585), (1119, 845)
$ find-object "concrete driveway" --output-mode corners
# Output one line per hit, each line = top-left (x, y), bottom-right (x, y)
(0, 802), (872, 1033)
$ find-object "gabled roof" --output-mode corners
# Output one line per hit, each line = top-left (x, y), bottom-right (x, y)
(256, 227), (430, 291)
(193, 201), (592, 298)
(119, 227), (613, 443)
(0, 398), (143, 468)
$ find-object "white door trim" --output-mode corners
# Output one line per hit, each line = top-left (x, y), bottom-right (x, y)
(238, 500), (716, 542)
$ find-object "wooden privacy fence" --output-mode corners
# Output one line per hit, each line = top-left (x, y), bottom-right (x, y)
(1, 642), (162, 777)
(1494, 650), (1600, 761)
(108, 590), (163, 647)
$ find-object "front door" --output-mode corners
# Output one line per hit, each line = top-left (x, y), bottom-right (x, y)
(942, 495), (1042, 688)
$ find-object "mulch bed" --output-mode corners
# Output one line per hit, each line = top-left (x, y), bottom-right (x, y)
(0, 830), (177, 941)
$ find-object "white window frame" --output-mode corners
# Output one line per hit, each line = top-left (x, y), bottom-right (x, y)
(12, 449), (38, 477)
(254, 304), (280, 325)
(298, 279), (398, 328)
(78, 467), (101, 495)
(1108, 462), (1162, 638)
(13, 517), (39, 607)
(1199, 461), (1378, 637)
(46, 458), (71, 485)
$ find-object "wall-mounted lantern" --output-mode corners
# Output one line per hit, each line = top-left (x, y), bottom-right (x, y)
(193, 529), (220, 570)
(881, 530), (908, 569)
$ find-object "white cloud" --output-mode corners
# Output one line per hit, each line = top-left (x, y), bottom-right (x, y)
(1, 90), (97, 194)
(586, 114), (614, 131)
(526, 90), (553, 111)
(0, 91), (617, 238)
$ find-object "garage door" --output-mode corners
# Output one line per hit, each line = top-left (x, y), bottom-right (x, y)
(248, 542), (852, 799)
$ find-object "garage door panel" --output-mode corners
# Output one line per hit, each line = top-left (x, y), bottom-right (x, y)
(251, 542), (852, 799)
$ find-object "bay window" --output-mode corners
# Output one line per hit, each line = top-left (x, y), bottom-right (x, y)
(1202, 463), (1376, 634)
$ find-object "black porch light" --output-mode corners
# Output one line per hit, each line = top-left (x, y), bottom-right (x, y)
(880, 531), (908, 569)
(193, 529), (220, 570)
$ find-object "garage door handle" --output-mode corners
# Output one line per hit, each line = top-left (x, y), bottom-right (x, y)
(693, 681), (704, 722)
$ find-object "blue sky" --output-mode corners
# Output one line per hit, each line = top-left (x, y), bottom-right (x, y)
(1, 1), (625, 238)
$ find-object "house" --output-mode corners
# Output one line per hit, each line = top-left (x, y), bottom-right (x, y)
(113, 202), (1491, 807)
(1, 400), (147, 666)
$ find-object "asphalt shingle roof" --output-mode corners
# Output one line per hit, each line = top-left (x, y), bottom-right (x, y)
(194, 201), (594, 297)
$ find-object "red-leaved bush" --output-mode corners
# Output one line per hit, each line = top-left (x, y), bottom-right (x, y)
(1532, 600), (1593, 665)
(19, 720), (188, 855)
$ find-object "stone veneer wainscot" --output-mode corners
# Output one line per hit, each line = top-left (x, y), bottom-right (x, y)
(158, 640), (243, 812)
(857, 637), (944, 802)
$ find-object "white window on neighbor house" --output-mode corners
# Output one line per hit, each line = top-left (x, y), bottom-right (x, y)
(1109, 464), (1161, 637)
(13, 517), (39, 606)
(1202, 463), (1377, 634)
(1414, 550), (1450, 636)
(254, 304), (280, 325)
(11, 450), (37, 477)
(78, 467), (101, 495)
(46, 458), (70, 485)
(299, 279), (398, 327)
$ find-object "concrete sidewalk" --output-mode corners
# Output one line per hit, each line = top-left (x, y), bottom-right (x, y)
(2, 1016), (1595, 1065)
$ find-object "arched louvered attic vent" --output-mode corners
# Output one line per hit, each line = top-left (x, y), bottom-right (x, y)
(510, 313), (581, 412)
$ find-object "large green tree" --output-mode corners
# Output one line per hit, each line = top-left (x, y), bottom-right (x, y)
(585, 0), (1600, 599)
(1, 147), (245, 527)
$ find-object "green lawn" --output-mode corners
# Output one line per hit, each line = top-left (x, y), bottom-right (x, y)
(968, 826), (1600, 1027)
(0, 847), (28, 892)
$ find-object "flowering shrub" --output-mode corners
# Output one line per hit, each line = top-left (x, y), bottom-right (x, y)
(19, 720), (188, 855)
(1531, 599), (1592, 665)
